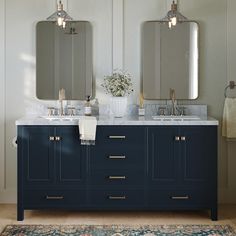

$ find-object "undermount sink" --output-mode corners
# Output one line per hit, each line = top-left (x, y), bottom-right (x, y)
(152, 115), (201, 121)
(41, 115), (82, 121)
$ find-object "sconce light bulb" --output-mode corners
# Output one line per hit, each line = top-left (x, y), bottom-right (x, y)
(62, 21), (66, 28)
(57, 17), (64, 26)
(171, 16), (177, 26)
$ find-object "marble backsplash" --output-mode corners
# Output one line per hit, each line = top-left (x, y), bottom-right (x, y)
(25, 100), (207, 118)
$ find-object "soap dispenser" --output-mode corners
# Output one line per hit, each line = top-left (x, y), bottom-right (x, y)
(92, 98), (99, 115)
(84, 95), (92, 116)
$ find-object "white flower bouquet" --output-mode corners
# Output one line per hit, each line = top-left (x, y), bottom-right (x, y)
(101, 70), (134, 97)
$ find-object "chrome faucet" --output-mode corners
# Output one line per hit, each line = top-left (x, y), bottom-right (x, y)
(59, 88), (66, 116)
(170, 88), (177, 116)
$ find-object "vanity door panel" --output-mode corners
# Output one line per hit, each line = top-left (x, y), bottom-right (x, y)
(55, 126), (87, 185)
(148, 126), (180, 186)
(180, 126), (217, 187)
(21, 126), (55, 186)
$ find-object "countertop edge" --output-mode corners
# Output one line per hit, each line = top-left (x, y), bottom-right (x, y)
(15, 116), (219, 126)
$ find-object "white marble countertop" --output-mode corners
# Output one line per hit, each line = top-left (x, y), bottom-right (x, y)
(15, 115), (219, 126)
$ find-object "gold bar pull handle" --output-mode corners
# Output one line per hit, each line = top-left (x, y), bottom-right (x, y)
(108, 156), (126, 159)
(108, 176), (126, 180)
(175, 136), (180, 141)
(108, 196), (126, 200)
(171, 196), (189, 200)
(181, 136), (186, 141)
(109, 136), (126, 139)
(49, 136), (55, 141)
(55, 136), (61, 141)
(46, 196), (64, 200)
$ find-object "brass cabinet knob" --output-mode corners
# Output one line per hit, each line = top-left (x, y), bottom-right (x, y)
(175, 136), (180, 141)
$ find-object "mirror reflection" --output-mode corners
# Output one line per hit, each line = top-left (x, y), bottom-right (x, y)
(142, 21), (199, 100)
(36, 21), (93, 100)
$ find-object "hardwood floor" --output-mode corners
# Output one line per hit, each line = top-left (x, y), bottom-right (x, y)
(0, 204), (235, 232)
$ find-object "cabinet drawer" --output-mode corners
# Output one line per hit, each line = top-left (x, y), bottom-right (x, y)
(24, 189), (86, 208)
(89, 189), (144, 208)
(90, 169), (145, 186)
(90, 148), (145, 169)
(148, 189), (212, 208)
(95, 126), (145, 146)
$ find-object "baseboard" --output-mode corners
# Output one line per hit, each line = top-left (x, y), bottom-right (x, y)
(0, 188), (17, 203)
(219, 187), (236, 204)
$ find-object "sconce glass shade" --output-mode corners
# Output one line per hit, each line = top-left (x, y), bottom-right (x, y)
(47, 1), (73, 28)
(161, 1), (188, 28)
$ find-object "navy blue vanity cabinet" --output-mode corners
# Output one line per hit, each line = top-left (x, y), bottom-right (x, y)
(17, 124), (217, 221)
(17, 126), (87, 221)
(147, 126), (217, 220)
(88, 126), (146, 209)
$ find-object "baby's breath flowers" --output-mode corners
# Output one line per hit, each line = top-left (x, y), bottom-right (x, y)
(101, 70), (134, 97)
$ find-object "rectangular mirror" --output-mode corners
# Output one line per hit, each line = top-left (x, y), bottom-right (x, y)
(36, 21), (93, 100)
(142, 21), (199, 100)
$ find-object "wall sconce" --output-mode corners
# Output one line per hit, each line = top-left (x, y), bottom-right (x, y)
(47, 0), (73, 28)
(161, 0), (188, 29)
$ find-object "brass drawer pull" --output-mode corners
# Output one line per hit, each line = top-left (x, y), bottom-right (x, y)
(109, 136), (126, 139)
(46, 196), (64, 200)
(49, 136), (55, 141)
(108, 156), (126, 159)
(55, 136), (61, 141)
(171, 196), (189, 200)
(181, 136), (186, 141)
(108, 196), (126, 200)
(175, 136), (180, 141)
(108, 176), (126, 180)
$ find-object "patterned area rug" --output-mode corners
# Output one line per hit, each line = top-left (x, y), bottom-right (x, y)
(1, 224), (236, 236)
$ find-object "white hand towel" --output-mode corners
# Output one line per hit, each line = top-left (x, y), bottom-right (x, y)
(222, 98), (236, 138)
(79, 116), (97, 145)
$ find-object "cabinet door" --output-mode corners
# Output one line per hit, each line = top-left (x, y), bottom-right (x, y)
(148, 127), (180, 186)
(22, 126), (55, 186)
(180, 126), (217, 187)
(55, 126), (86, 185)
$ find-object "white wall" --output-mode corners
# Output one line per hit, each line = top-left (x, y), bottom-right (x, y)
(0, 0), (235, 204)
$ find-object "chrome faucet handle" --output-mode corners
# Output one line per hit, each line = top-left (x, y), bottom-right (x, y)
(47, 107), (55, 116)
(68, 107), (76, 116)
(178, 106), (187, 116)
(158, 106), (167, 116)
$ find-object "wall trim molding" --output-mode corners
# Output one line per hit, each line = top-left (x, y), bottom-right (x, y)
(0, 0), (6, 192)
(112, 0), (124, 70)
(0, 189), (16, 204)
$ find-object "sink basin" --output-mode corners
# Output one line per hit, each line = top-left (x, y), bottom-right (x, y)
(152, 115), (201, 121)
(41, 115), (82, 121)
